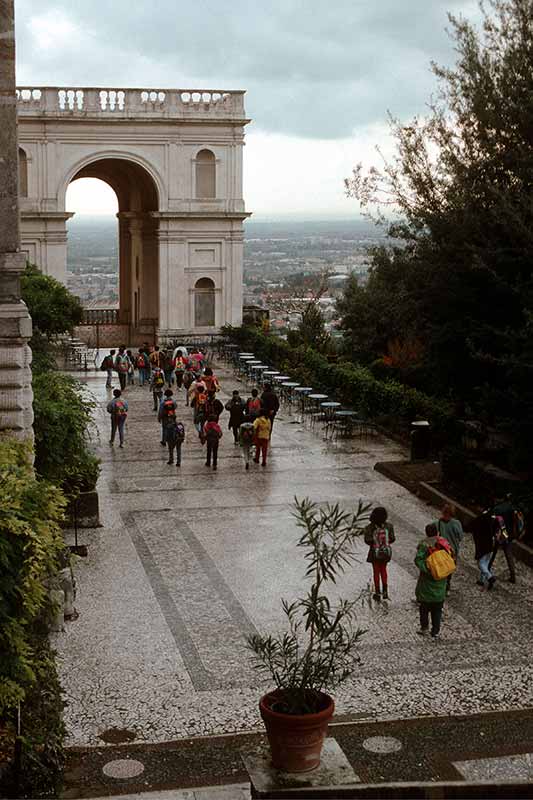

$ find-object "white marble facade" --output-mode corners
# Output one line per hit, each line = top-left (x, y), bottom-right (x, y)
(16, 87), (250, 339)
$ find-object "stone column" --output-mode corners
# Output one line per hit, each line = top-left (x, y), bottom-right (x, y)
(0, 1), (33, 440)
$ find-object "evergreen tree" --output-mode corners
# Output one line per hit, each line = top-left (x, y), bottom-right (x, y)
(343, 0), (533, 467)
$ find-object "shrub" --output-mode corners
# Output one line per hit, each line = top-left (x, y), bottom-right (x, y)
(21, 264), (83, 337)
(33, 372), (100, 495)
(223, 326), (458, 444)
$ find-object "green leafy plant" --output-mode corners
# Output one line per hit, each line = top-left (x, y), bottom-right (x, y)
(21, 263), (83, 337)
(33, 371), (100, 495)
(247, 497), (370, 715)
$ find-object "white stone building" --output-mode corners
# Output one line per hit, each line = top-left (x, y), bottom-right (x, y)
(16, 87), (250, 340)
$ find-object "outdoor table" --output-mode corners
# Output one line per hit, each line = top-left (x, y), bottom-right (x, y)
(294, 386), (314, 415)
(308, 393), (328, 408)
(321, 401), (341, 417)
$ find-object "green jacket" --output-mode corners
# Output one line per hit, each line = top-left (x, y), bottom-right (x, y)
(434, 517), (463, 556)
(414, 536), (447, 604)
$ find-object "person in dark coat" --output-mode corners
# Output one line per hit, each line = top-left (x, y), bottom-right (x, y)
(225, 390), (246, 444)
(468, 512), (497, 589)
(205, 390), (224, 422)
(260, 383), (280, 435)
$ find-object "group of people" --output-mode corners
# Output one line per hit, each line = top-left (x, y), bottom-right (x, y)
(104, 345), (281, 470)
(100, 344), (207, 392)
(363, 499), (525, 639)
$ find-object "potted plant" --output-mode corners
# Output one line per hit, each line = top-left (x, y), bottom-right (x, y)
(247, 497), (370, 773)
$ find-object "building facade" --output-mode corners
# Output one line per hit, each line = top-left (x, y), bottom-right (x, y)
(17, 87), (250, 340)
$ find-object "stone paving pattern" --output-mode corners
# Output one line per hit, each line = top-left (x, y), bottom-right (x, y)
(55, 363), (533, 749)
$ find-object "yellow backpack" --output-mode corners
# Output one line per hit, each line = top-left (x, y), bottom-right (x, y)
(426, 548), (456, 580)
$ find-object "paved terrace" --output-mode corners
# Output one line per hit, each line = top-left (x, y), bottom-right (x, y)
(55, 361), (533, 789)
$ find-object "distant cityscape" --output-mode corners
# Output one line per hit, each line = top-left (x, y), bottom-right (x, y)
(66, 215), (387, 331)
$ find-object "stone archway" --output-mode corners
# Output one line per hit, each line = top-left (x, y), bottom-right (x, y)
(68, 157), (160, 331)
(17, 86), (251, 339)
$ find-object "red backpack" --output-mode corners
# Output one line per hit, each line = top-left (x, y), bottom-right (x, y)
(114, 399), (127, 417)
(162, 399), (176, 420)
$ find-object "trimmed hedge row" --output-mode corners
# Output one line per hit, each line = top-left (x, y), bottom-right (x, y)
(223, 326), (458, 441)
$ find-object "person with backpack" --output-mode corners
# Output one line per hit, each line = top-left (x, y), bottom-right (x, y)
(415, 523), (455, 639)
(191, 381), (208, 436)
(468, 511), (497, 590)
(114, 346), (130, 391)
(260, 383), (280, 435)
(174, 351), (186, 389)
(182, 368), (194, 406)
(158, 389), (184, 465)
(161, 350), (173, 387)
(488, 495), (518, 583)
(203, 413), (223, 470)
(363, 506), (395, 602)
(253, 409), (272, 467)
(136, 349), (149, 387)
(100, 349), (116, 389)
(126, 349), (135, 385)
(151, 365), (166, 412)
(205, 390), (224, 423)
(202, 367), (220, 394)
(225, 390), (246, 443)
(106, 388), (128, 447)
(434, 503), (464, 595)
(239, 414), (255, 470)
(246, 388), (262, 421)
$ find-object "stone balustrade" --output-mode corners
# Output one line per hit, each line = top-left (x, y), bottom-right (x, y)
(16, 86), (246, 118)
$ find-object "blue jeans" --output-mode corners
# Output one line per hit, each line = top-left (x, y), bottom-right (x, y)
(110, 416), (126, 444)
(478, 552), (494, 584)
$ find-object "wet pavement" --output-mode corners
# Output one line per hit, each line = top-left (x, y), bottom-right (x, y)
(55, 359), (533, 794)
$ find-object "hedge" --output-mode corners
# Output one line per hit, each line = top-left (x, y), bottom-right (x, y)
(223, 325), (458, 442)
(0, 439), (67, 798)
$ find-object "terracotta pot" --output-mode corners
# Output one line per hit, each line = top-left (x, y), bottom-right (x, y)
(259, 690), (334, 773)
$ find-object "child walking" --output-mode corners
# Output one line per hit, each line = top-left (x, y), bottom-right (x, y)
(239, 414), (255, 470)
(253, 409), (271, 467)
(106, 389), (128, 447)
(203, 414), (222, 470)
(363, 506), (395, 602)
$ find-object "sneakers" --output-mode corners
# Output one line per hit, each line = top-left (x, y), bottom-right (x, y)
(431, 632), (441, 640)
(487, 576), (497, 590)
(382, 589), (389, 601)
(417, 628), (429, 637)
(372, 592), (381, 602)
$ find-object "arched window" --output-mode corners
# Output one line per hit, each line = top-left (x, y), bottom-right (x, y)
(195, 149), (216, 199)
(194, 277), (215, 327)
(18, 148), (28, 197)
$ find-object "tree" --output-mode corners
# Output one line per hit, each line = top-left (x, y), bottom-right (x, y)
(343, 0), (533, 466)
(21, 264), (83, 337)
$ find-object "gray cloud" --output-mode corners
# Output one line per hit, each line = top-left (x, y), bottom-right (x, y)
(15, 0), (480, 139)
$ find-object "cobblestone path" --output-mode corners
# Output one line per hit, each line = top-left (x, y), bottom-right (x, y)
(55, 363), (533, 748)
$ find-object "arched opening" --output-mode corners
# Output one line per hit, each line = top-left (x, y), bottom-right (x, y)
(194, 277), (215, 327)
(18, 148), (28, 197)
(66, 178), (119, 308)
(195, 149), (216, 198)
(65, 158), (160, 332)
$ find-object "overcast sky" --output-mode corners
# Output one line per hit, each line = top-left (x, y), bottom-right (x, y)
(16, 0), (480, 219)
